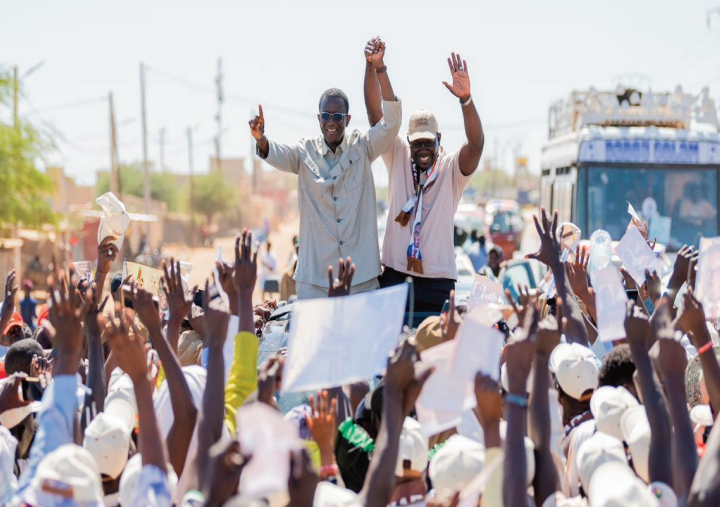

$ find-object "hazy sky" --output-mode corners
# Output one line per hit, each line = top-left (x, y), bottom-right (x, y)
(3, 0), (720, 186)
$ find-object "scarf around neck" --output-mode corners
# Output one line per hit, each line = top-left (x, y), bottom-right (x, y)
(394, 157), (440, 275)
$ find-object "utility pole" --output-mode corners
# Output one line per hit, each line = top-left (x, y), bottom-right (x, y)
(12, 66), (19, 129)
(159, 128), (166, 172)
(108, 92), (121, 198)
(187, 127), (195, 247)
(140, 62), (151, 226)
(215, 58), (224, 173)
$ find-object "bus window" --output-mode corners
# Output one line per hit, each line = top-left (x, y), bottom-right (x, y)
(586, 166), (718, 249)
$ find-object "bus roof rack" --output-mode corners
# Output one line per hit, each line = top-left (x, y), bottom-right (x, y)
(547, 85), (718, 140)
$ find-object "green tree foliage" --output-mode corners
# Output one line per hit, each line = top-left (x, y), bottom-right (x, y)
(191, 171), (236, 224)
(96, 162), (179, 212)
(0, 69), (55, 227)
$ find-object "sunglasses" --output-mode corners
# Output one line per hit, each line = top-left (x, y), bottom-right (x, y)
(320, 112), (348, 122)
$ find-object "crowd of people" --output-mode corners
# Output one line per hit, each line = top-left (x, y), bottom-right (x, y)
(1, 35), (720, 507)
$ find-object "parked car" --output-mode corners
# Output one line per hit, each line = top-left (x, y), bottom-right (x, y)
(485, 200), (525, 260)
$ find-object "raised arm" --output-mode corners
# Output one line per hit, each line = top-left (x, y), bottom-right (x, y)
(503, 326), (536, 507)
(364, 37), (385, 127)
(197, 281), (231, 490)
(94, 236), (118, 300)
(81, 283), (109, 425)
(360, 341), (432, 507)
(104, 309), (168, 472)
(624, 301), (673, 486)
(249, 107), (303, 174)
(675, 290), (720, 419)
(527, 208), (589, 346)
(650, 309), (698, 501)
(129, 283), (197, 477)
(529, 311), (561, 507)
(442, 53), (484, 176)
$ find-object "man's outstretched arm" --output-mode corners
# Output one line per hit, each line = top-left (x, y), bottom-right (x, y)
(442, 53), (484, 176)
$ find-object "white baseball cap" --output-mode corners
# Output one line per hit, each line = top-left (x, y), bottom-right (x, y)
(550, 343), (599, 401)
(105, 369), (137, 433)
(690, 404), (714, 427)
(407, 110), (439, 142)
(620, 405), (651, 484)
(396, 417), (429, 477)
(576, 432), (628, 494)
(83, 412), (131, 479)
(590, 386), (639, 441)
(588, 462), (659, 507)
(23, 443), (104, 506)
(119, 453), (178, 507)
(429, 435), (485, 497)
(313, 481), (363, 507)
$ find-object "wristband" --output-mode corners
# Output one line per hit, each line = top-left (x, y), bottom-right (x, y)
(504, 392), (528, 408)
(460, 96), (473, 108)
(319, 464), (339, 478)
(698, 341), (713, 356)
(375, 65), (387, 74)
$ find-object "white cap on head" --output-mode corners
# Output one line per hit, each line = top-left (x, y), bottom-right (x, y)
(590, 386), (639, 441)
(690, 404), (714, 427)
(429, 435), (485, 497)
(396, 417), (429, 477)
(550, 343), (599, 401)
(105, 370), (137, 433)
(313, 481), (362, 507)
(576, 432), (628, 494)
(119, 454), (178, 507)
(407, 110), (439, 143)
(588, 462), (659, 507)
(620, 405), (651, 484)
(23, 443), (104, 506)
(83, 412), (131, 479)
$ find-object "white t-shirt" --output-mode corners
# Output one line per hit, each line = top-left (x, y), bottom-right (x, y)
(381, 137), (472, 280)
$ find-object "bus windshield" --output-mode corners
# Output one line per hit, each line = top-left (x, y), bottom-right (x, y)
(586, 166), (718, 250)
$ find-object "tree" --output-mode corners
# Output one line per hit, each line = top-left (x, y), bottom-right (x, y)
(0, 68), (55, 227)
(96, 161), (180, 212)
(191, 171), (236, 225)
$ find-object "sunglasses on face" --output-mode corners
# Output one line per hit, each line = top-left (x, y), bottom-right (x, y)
(320, 112), (347, 122)
(409, 139), (436, 150)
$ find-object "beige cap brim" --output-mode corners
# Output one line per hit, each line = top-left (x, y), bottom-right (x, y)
(408, 131), (437, 143)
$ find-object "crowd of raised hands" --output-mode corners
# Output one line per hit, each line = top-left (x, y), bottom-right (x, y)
(0, 212), (720, 507)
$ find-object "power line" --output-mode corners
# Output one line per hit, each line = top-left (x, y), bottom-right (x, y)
(36, 96), (106, 113)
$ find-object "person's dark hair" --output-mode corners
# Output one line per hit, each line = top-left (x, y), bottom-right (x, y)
(319, 88), (349, 113)
(5, 338), (43, 375)
(33, 326), (52, 350)
(598, 344), (636, 389)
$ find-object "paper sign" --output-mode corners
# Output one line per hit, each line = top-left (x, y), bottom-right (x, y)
(417, 341), (476, 415)
(590, 266), (628, 342)
(73, 261), (93, 283)
(414, 404), (462, 438)
(649, 216), (672, 247)
(466, 276), (504, 313)
(628, 202), (641, 223)
(615, 226), (662, 286)
(695, 237), (720, 320)
(451, 309), (504, 382)
(236, 402), (302, 498)
(123, 261), (167, 312)
(281, 284), (408, 393)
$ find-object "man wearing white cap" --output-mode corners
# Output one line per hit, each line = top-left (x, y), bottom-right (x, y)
(365, 50), (484, 312)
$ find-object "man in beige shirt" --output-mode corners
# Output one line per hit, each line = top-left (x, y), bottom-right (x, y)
(248, 38), (401, 299)
(364, 52), (485, 311)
